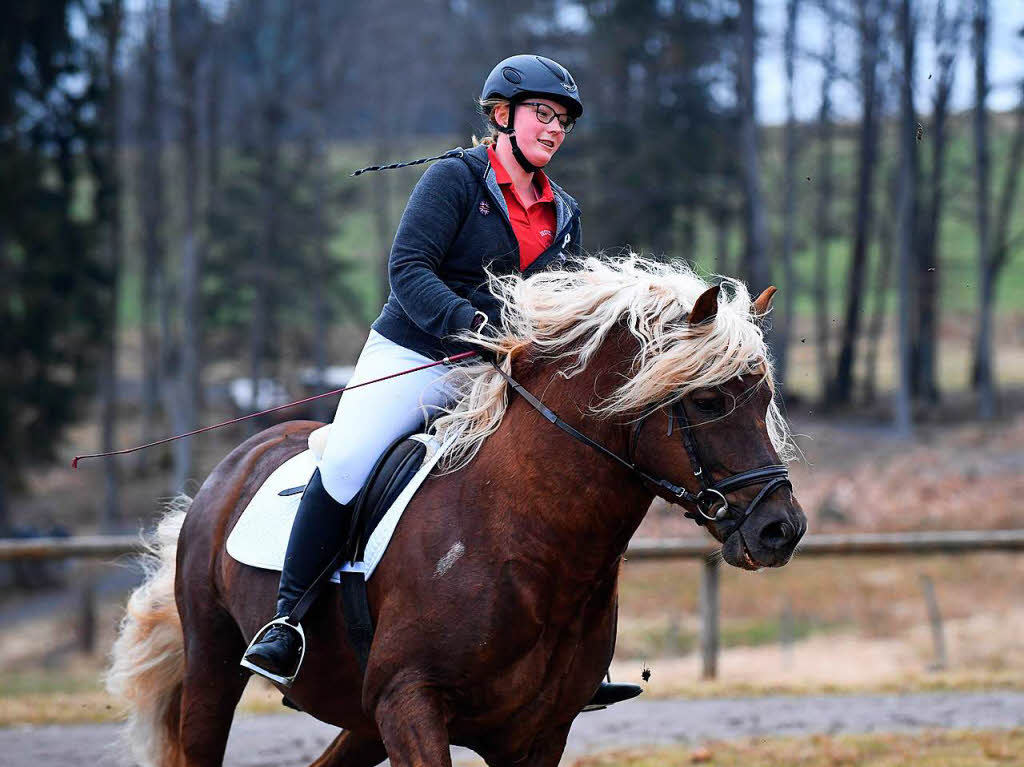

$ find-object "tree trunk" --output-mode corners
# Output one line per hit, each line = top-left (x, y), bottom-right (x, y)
(99, 0), (124, 530)
(738, 0), (770, 296)
(776, 0), (801, 387)
(137, 0), (165, 475)
(893, 0), (917, 435)
(971, 0), (994, 419)
(814, 0), (837, 404)
(198, 12), (224, 414)
(915, 0), (962, 406)
(862, 160), (898, 405)
(831, 0), (887, 406)
(309, 0), (332, 423)
(170, 0), (204, 490)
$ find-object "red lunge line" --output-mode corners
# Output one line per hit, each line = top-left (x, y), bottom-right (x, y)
(71, 351), (480, 468)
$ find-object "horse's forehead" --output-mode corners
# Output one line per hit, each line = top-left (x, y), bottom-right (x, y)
(716, 371), (770, 401)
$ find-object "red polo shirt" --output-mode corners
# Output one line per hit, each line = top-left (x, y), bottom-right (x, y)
(488, 146), (557, 271)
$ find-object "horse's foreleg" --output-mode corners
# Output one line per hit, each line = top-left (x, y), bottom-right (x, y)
(309, 729), (387, 767)
(178, 605), (250, 766)
(372, 686), (453, 767)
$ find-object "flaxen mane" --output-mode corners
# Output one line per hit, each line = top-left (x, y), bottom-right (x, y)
(431, 254), (794, 473)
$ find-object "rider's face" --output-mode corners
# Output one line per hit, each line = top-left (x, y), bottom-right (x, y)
(496, 98), (569, 168)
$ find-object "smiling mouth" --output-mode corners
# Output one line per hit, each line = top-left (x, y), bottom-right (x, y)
(538, 139), (555, 149)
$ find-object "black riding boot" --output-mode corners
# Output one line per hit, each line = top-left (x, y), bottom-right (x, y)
(241, 468), (351, 682)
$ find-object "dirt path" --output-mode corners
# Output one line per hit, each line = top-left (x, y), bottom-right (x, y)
(3, 691), (1021, 766)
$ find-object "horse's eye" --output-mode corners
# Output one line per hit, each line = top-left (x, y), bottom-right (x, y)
(692, 396), (725, 416)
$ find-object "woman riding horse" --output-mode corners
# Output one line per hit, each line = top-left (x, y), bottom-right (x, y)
(108, 255), (806, 767)
(239, 55), (640, 708)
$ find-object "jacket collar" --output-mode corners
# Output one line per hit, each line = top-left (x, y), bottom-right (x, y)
(464, 144), (573, 235)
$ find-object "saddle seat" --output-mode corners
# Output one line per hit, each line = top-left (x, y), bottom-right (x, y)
(300, 423), (431, 562)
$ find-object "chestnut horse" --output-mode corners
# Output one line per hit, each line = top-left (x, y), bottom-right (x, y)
(108, 257), (806, 767)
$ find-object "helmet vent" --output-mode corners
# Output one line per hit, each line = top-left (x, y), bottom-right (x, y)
(502, 67), (523, 84)
(537, 56), (566, 82)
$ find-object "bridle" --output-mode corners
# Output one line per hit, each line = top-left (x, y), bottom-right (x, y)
(631, 401), (791, 531)
(489, 362), (791, 533)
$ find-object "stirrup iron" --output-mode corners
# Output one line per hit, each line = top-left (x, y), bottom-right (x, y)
(239, 616), (307, 687)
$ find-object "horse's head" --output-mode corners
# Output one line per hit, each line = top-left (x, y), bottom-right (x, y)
(626, 284), (806, 569)
(435, 255), (805, 569)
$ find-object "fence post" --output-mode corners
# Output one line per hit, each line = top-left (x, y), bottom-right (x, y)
(78, 560), (97, 654)
(919, 574), (947, 670)
(699, 557), (719, 679)
(780, 597), (794, 669)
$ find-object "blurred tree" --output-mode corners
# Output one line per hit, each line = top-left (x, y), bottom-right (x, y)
(972, 15), (1023, 419)
(894, 0), (918, 435)
(913, 0), (965, 405)
(971, 0), (993, 419)
(776, 0), (802, 386)
(0, 2), (109, 525)
(738, 0), (770, 296)
(90, 0), (125, 529)
(814, 0), (838, 403)
(572, 0), (736, 256)
(862, 134), (898, 406)
(831, 0), (889, 406)
(861, 5), (900, 406)
(168, 0), (204, 489)
(134, 0), (169, 473)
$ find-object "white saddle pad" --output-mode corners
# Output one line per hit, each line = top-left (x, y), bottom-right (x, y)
(225, 433), (453, 582)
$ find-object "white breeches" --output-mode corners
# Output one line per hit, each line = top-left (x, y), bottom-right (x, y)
(318, 329), (458, 505)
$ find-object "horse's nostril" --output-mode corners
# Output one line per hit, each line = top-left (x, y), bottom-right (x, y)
(760, 520), (792, 546)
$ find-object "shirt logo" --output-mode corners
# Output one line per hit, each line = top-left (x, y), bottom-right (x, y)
(540, 229), (553, 242)
(478, 200), (491, 216)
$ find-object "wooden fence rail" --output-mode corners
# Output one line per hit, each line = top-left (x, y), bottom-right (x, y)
(3, 530), (1022, 674)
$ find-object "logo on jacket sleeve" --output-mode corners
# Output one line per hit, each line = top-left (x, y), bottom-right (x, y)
(478, 200), (491, 216)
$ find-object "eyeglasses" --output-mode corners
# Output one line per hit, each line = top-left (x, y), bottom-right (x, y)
(519, 101), (576, 134)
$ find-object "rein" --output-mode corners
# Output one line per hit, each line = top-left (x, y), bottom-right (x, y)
(488, 362), (791, 532)
(70, 351), (478, 468)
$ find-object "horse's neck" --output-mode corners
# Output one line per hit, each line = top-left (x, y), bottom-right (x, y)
(469, 346), (653, 582)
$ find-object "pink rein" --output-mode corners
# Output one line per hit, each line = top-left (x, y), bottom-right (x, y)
(71, 351), (479, 468)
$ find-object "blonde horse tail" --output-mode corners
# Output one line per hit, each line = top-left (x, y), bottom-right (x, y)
(106, 495), (192, 767)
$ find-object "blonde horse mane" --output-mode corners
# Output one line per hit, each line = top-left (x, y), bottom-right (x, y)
(431, 253), (795, 473)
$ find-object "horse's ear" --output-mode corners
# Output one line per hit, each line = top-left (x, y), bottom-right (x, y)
(752, 286), (777, 316)
(689, 285), (721, 325)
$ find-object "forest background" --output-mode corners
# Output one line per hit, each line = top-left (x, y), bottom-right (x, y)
(0, 0), (1021, 564)
(1, 0), (1024, 722)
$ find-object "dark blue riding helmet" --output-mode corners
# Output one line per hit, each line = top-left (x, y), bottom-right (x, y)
(481, 54), (584, 119)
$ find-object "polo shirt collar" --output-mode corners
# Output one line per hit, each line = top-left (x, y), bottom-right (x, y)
(487, 146), (554, 204)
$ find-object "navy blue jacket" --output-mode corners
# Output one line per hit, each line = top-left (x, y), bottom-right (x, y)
(371, 144), (583, 360)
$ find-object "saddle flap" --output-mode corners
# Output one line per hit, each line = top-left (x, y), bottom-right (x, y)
(351, 435), (429, 559)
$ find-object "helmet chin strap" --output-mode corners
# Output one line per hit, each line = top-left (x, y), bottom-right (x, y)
(496, 103), (540, 174)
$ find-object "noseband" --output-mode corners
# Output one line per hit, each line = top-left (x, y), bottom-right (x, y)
(629, 401), (791, 530)
(489, 363), (791, 532)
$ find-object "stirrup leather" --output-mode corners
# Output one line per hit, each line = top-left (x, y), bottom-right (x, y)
(239, 616), (307, 687)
